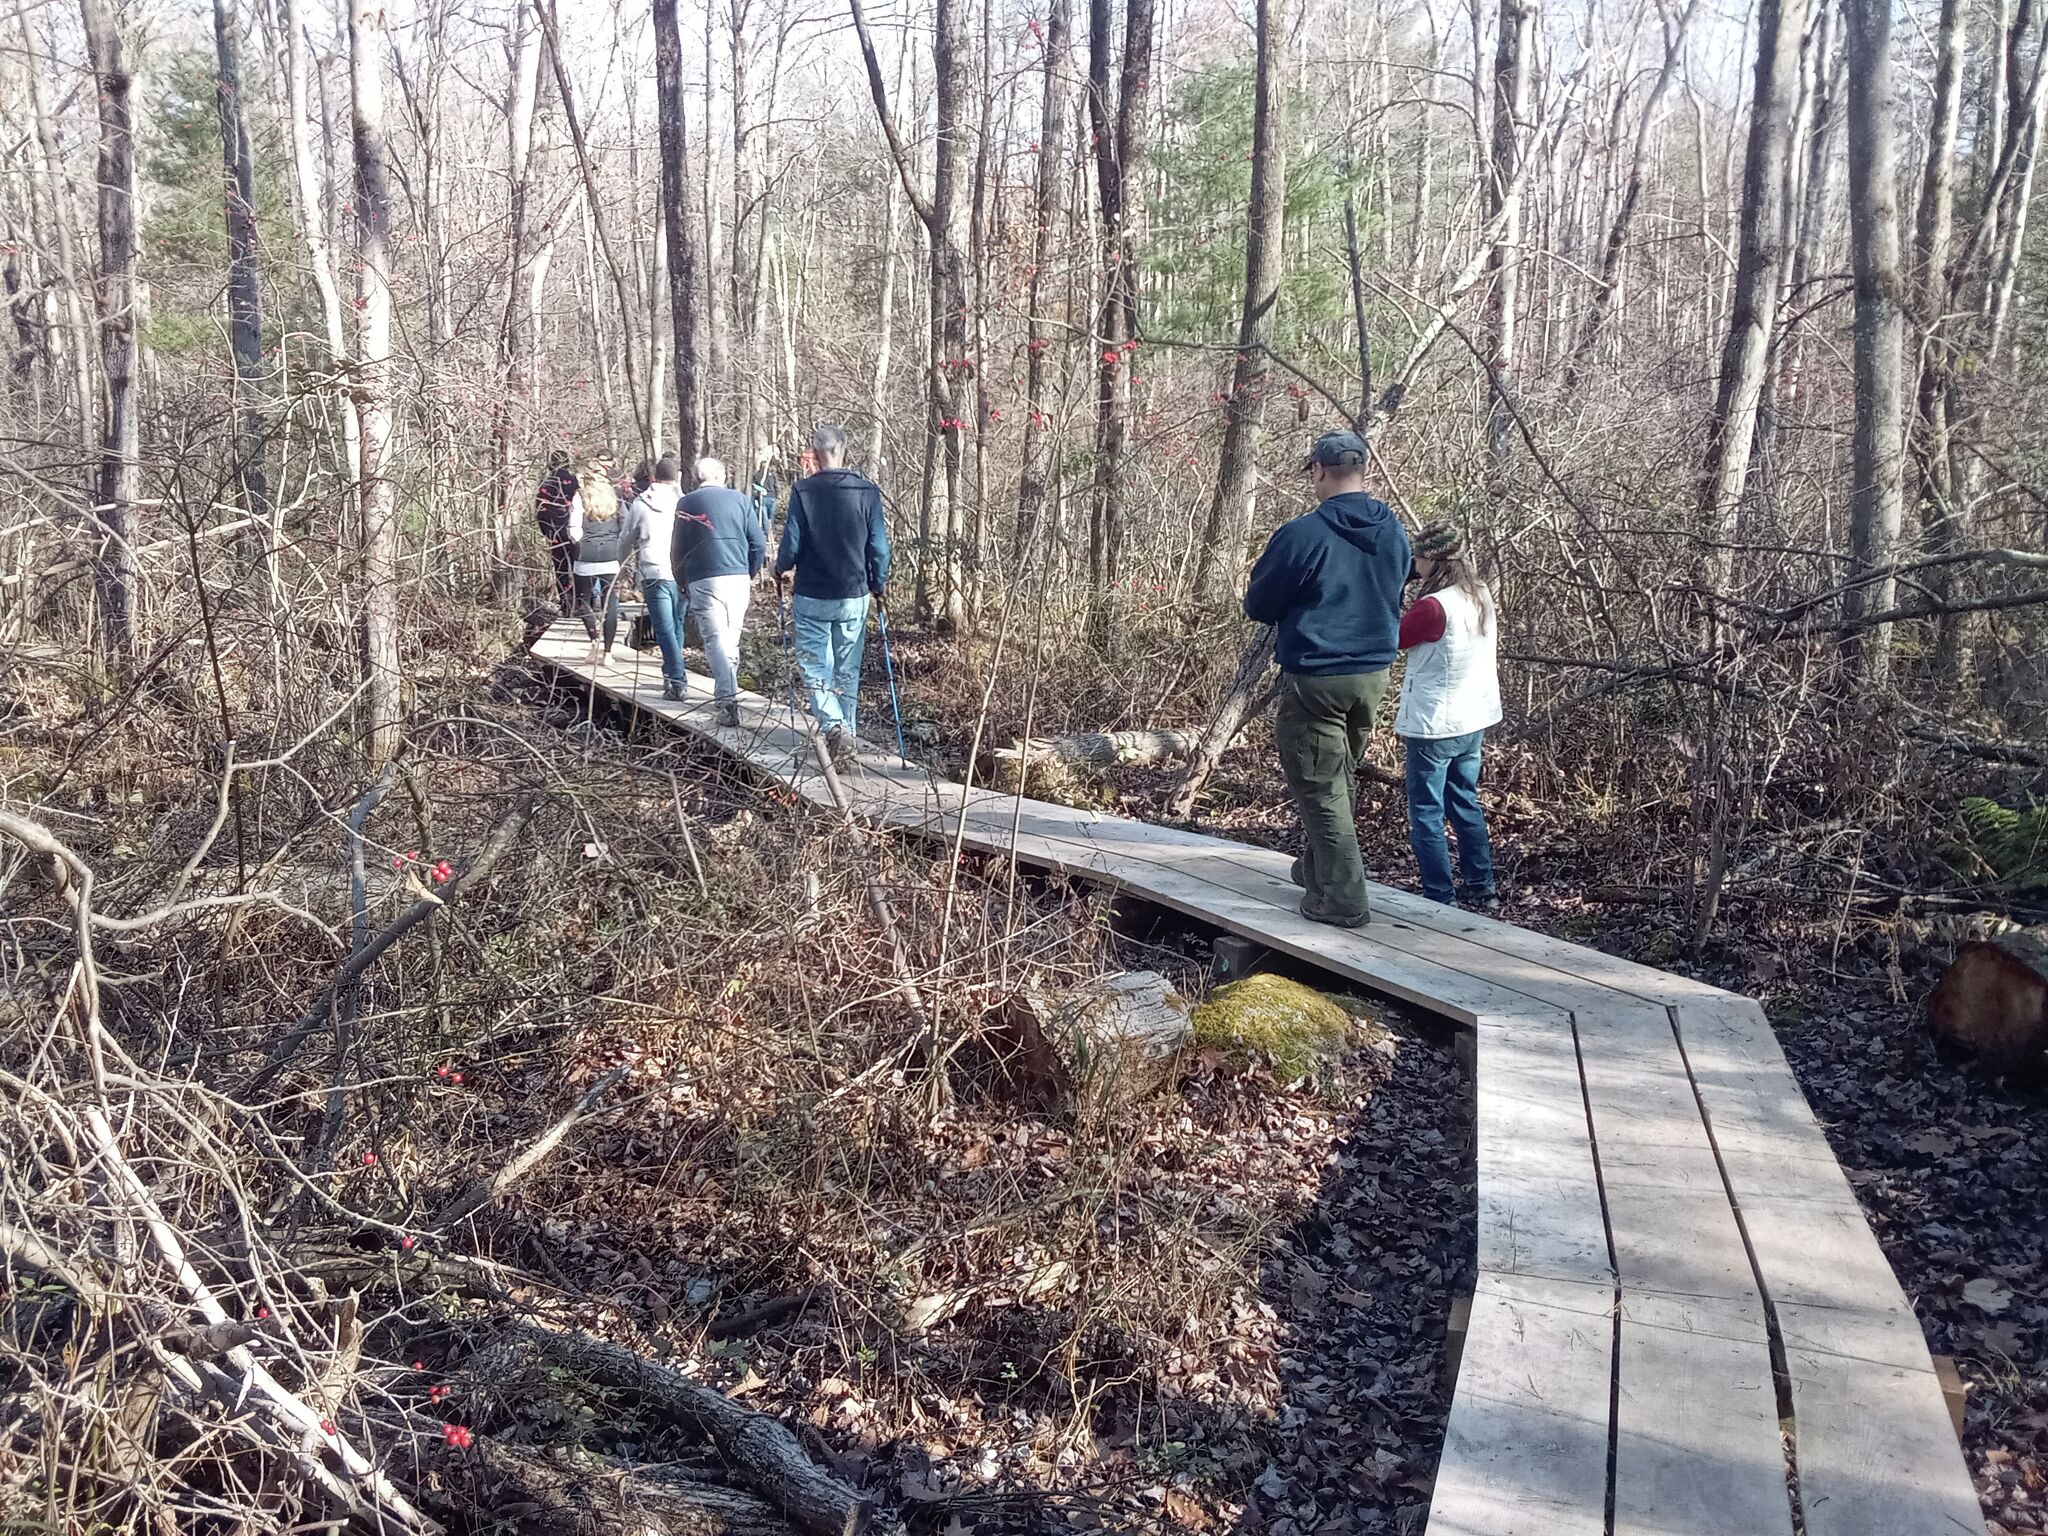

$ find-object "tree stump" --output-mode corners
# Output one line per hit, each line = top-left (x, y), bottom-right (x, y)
(1927, 931), (2048, 1066)
(983, 970), (1193, 1111)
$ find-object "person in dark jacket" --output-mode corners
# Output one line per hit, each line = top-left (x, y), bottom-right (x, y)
(673, 456), (767, 727)
(534, 450), (579, 614)
(772, 423), (892, 766)
(1242, 429), (1412, 928)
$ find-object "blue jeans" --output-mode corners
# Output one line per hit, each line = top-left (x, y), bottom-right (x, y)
(642, 577), (687, 683)
(1403, 729), (1495, 903)
(790, 594), (868, 733)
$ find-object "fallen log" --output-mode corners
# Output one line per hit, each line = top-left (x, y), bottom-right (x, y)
(494, 1323), (874, 1536)
(462, 1436), (792, 1536)
(1928, 931), (2048, 1067)
(992, 728), (1200, 771)
(1166, 628), (1277, 820)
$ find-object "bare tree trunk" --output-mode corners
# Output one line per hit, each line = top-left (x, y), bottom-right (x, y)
(1913, 0), (1968, 684)
(489, 0), (543, 601)
(280, 0), (357, 494)
(538, 0), (651, 458)
(929, 0), (974, 631)
(656, 0), (705, 461)
(967, 0), (995, 616)
(214, 0), (270, 524)
(1696, 0), (1808, 595)
(1983, 82), (2046, 361)
(16, 13), (95, 443)
(868, 33), (912, 477)
(80, 0), (138, 663)
(1841, 0), (1904, 684)
(349, 0), (401, 764)
(1482, 0), (1534, 487)
(579, 193), (619, 456)
(1165, 628), (1276, 820)
(1015, 0), (1072, 567)
(703, 9), (730, 446)
(1780, 0), (1844, 408)
(1568, 0), (1701, 382)
(1191, 0), (1288, 606)
(1086, 0), (1156, 631)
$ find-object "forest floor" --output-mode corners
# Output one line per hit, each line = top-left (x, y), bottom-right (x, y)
(6, 604), (2039, 1536)
(876, 622), (2048, 1536)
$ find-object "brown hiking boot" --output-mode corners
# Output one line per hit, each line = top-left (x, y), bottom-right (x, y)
(1300, 894), (1370, 929)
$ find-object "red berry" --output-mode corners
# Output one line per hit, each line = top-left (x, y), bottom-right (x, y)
(400, 1235), (416, 1251)
(412, 1361), (425, 1371)
(362, 1152), (377, 1167)
(443, 1424), (473, 1449)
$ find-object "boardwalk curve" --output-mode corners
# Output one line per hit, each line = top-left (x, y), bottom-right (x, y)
(537, 623), (1984, 1536)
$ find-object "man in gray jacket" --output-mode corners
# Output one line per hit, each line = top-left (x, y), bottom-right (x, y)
(623, 457), (687, 698)
(674, 456), (767, 727)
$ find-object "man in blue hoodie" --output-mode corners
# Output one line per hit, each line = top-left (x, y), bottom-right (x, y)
(1243, 430), (1411, 928)
(773, 423), (892, 767)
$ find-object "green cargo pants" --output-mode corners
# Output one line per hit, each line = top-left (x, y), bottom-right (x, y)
(1274, 668), (1390, 926)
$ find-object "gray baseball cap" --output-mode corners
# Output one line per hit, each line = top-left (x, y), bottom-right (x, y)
(1303, 430), (1369, 469)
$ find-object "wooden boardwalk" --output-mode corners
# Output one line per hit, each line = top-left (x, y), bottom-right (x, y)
(536, 622), (1985, 1536)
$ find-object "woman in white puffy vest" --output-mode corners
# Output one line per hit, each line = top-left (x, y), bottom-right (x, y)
(1395, 521), (1502, 911)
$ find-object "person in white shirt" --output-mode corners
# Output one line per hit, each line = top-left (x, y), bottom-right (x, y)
(623, 457), (687, 698)
(1394, 521), (1502, 910)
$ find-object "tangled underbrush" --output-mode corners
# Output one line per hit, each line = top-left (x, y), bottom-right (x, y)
(0, 607), (1437, 1533)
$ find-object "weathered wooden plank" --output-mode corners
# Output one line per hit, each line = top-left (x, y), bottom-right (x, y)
(1472, 1012), (1611, 1286)
(1424, 1273), (1614, 1536)
(1780, 1329), (1986, 1536)
(1670, 1000), (1982, 1534)
(1615, 1293), (1789, 1536)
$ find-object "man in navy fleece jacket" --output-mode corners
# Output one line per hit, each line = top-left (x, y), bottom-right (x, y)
(1242, 430), (1411, 928)
(773, 423), (892, 765)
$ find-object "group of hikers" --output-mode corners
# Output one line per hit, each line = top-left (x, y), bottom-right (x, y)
(534, 424), (886, 763)
(533, 422), (1499, 923)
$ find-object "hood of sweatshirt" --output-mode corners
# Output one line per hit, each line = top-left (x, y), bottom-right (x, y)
(807, 467), (869, 491)
(1314, 491), (1398, 557)
(640, 483), (682, 514)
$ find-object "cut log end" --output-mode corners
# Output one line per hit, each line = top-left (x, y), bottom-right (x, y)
(982, 970), (1192, 1111)
(1928, 937), (2048, 1066)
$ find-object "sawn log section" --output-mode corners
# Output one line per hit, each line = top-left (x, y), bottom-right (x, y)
(537, 623), (1985, 1536)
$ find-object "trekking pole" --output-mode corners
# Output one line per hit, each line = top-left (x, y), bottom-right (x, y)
(873, 596), (910, 768)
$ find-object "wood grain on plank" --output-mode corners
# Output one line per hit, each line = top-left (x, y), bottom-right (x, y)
(1424, 1274), (1614, 1536)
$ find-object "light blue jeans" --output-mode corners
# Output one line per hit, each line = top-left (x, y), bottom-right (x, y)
(1402, 729), (1496, 903)
(790, 594), (868, 734)
(641, 577), (687, 683)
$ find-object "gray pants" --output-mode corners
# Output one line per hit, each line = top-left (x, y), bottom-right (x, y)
(687, 574), (752, 703)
